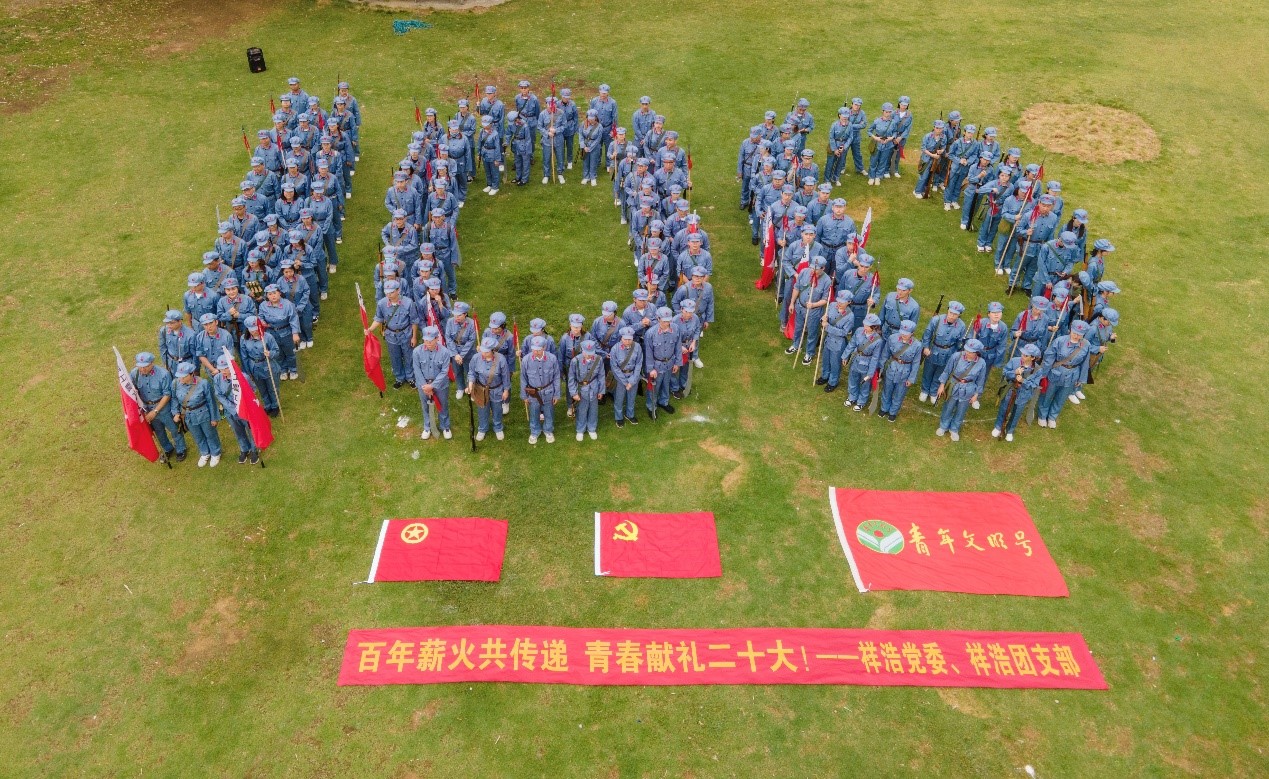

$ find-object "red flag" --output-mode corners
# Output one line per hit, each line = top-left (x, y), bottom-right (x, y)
(222, 347), (273, 450)
(113, 347), (160, 463)
(594, 512), (721, 578)
(754, 213), (777, 290)
(414, 103), (422, 127)
(870, 368), (880, 390)
(356, 283), (387, 393)
(269, 97), (276, 115)
(367, 518), (508, 582)
(686, 146), (693, 171)
(550, 80), (556, 98)
(969, 313), (982, 335)
(241, 129), (251, 152)
(829, 488), (1068, 597)
(511, 320), (521, 368)
(859, 206), (873, 248)
(782, 311), (796, 340)
(317, 111), (326, 131)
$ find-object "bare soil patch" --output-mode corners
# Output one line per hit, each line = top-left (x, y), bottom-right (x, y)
(699, 438), (746, 495)
(171, 595), (246, 674)
(1019, 103), (1160, 165)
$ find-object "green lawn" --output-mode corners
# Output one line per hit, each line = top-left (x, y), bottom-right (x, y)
(1, 0), (1265, 776)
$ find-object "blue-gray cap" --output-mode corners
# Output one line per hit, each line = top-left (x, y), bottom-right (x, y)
(692, 265), (709, 277)
(750, 125), (762, 136)
(223, 277), (239, 289)
(801, 225), (816, 235)
(599, 84), (610, 93)
(797, 98), (810, 108)
(1030, 296), (1050, 309)
(135, 351), (155, 366)
(680, 299), (696, 312)
(800, 149), (814, 158)
(202, 251), (220, 264)
(1102, 308), (1120, 325)
(393, 208), (407, 219)
(568, 313), (585, 327)
(1048, 180), (1061, 192)
(948, 110), (962, 120)
(187, 272), (204, 287)
(581, 340), (597, 353)
(863, 313), (881, 326)
(899, 96), (911, 105)
(964, 338), (983, 353)
(480, 336), (498, 352)
(838, 107), (850, 116)
(781, 184), (795, 194)
(933, 119), (945, 129)
(529, 318), (546, 332)
(765, 110), (777, 120)
(454, 301), (470, 315)
(965, 124), (977, 133)
(620, 326), (635, 339)
(831, 197), (846, 207)
(216, 354), (233, 369)
(490, 311), (506, 327)
(1007, 147), (1022, 157)
(1099, 280), (1121, 293)
(421, 242), (435, 253)
(425, 277), (442, 289)
(984, 126), (997, 136)
(852, 97), (863, 106)
(164, 309), (183, 322)
(657, 306), (673, 321)
(383, 280), (400, 292)
(818, 183), (833, 193)
(811, 257), (827, 270)
(244, 315), (260, 331)
(896, 278), (914, 291)
(1038, 194), (1056, 205)
(881, 102), (894, 111)
(1070, 321), (1091, 336)
(517, 79), (530, 88)
(1060, 231), (1078, 243)
(602, 300), (618, 313)
(899, 320), (916, 334)
(1074, 208), (1089, 223)
(198, 312), (216, 325)
(1021, 343), (1041, 357)
(948, 301), (965, 315)
(485, 85), (496, 94)
(856, 253), (874, 268)
(175, 361), (196, 377)
(988, 301), (1004, 313)
(560, 88), (572, 98)
(422, 325), (440, 340)
(530, 335), (547, 350)
(1094, 238), (1115, 252)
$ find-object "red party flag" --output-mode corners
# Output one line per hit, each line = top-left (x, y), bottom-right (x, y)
(367, 518), (508, 582)
(222, 347), (273, 450)
(594, 512), (721, 578)
(754, 212), (777, 290)
(113, 347), (160, 463)
(356, 283), (387, 393)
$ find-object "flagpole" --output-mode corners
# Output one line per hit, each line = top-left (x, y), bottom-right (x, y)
(258, 321), (283, 420)
(811, 306), (828, 385)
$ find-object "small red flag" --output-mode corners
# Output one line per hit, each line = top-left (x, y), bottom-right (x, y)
(367, 518), (508, 582)
(356, 283), (387, 393)
(783, 311), (796, 340)
(859, 207), (874, 248)
(241, 129), (251, 152)
(754, 214), (777, 290)
(269, 97), (276, 115)
(222, 347), (273, 450)
(686, 147), (693, 171)
(113, 347), (160, 463)
(595, 512), (722, 578)
(414, 104), (422, 127)
(969, 313), (982, 335)
(512, 320), (521, 369)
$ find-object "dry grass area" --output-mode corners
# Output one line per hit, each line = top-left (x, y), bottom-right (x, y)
(1019, 103), (1161, 165)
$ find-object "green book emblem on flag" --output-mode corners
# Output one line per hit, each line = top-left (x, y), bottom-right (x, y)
(856, 520), (904, 554)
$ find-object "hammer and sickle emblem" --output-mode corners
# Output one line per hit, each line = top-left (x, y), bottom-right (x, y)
(400, 522), (429, 544)
(612, 520), (639, 543)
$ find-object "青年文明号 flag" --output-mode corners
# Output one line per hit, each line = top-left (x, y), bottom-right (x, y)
(113, 346), (160, 462)
(595, 512), (721, 578)
(828, 488), (1068, 597)
(367, 518), (508, 582)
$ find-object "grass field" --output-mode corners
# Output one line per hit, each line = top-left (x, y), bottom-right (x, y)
(1, 0), (1266, 776)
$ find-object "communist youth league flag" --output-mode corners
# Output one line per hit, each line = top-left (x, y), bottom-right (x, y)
(356, 282), (387, 394)
(113, 346), (160, 462)
(221, 347), (273, 450)
(594, 512), (722, 578)
(367, 518), (508, 582)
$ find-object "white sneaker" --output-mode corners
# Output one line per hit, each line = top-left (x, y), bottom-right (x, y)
(1005, 433), (1014, 442)
(971, 400), (980, 409)
(567, 162), (574, 170)
(991, 427), (1001, 438)
(558, 175), (566, 184)
(1068, 394), (1081, 404)
(914, 193), (924, 199)
(488, 188), (498, 195)
(1076, 390), (1086, 400)
(482, 186), (491, 193)
(456, 389), (464, 399)
(576, 432), (584, 442)
(936, 428), (945, 437)
(590, 179), (597, 187)
(328, 264), (336, 273)
(279, 373), (288, 381)
(443, 429), (452, 439)
(614, 198), (621, 206)
(995, 268), (1004, 276)
(693, 358), (704, 369)
(884, 173), (892, 179)
(544, 432), (555, 443)
(950, 431), (960, 441)
(1048, 418), (1058, 429)
(588, 431), (598, 440)
(197, 455), (209, 467)
(495, 430), (504, 440)
(289, 371), (298, 380)
(296, 342), (306, 351)
(542, 176), (549, 184)
(421, 429), (431, 440)
(304, 341), (313, 349)
(502, 402), (510, 414)
(833, 180), (841, 187)
(529, 435), (538, 444)
(475, 431), (486, 441)
(209, 455), (220, 467)
(498, 164), (504, 172)
(320, 292), (328, 300)
(919, 392), (928, 402)
(620, 217), (627, 225)
(959, 224), (967, 230)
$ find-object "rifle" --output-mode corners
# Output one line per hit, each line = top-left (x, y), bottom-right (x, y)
(999, 374), (1024, 439)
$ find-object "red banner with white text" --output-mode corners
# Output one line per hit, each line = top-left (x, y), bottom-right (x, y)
(338, 626), (1105, 688)
(828, 488), (1068, 597)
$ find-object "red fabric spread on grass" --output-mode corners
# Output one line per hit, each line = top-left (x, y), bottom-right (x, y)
(338, 626), (1106, 689)
(595, 512), (721, 578)
(828, 488), (1068, 597)
(368, 518), (508, 582)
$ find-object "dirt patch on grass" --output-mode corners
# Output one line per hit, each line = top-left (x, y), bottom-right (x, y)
(609, 481), (632, 501)
(936, 688), (991, 719)
(1118, 429), (1168, 481)
(1084, 723), (1133, 757)
(440, 70), (599, 104)
(865, 598), (895, 629)
(172, 595), (245, 673)
(410, 700), (443, 729)
(699, 438), (746, 495)
(1019, 103), (1160, 165)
